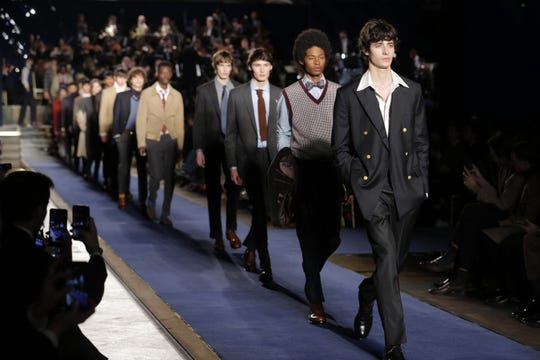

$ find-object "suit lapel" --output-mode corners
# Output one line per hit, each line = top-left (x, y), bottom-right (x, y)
(243, 85), (257, 132)
(269, 86), (280, 123)
(210, 85), (221, 119)
(356, 88), (389, 150)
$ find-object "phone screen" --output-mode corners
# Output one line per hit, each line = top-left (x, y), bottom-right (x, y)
(71, 205), (90, 239)
(64, 262), (89, 310)
(49, 208), (68, 244)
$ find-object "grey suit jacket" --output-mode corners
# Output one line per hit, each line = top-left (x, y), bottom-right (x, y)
(192, 79), (240, 151)
(224, 81), (281, 177)
(332, 75), (429, 220)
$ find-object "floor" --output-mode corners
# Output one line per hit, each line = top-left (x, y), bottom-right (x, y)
(49, 203), (191, 360)
(11, 126), (539, 359)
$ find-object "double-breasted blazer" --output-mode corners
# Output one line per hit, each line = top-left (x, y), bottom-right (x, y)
(224, 81), (281, 177)
(136, 82), (184, 151)
(192, 79), (240, 152)
(332, 75), (429, 220)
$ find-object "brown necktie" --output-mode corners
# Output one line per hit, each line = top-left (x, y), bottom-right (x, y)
(256, 89), (267, 141)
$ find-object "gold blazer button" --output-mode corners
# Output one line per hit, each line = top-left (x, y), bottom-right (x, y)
(407, 175), (412, 180)
(363, 175), (369, 181)
(366, 154), (371, 159)
(402, 127), (407, 133)
(363, 130), (368, 135)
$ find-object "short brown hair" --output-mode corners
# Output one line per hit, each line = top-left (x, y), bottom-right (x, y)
(212, 49), (234, 69)
(127, 66), (147, 84)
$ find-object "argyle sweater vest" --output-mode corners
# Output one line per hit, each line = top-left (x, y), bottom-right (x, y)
(282, 80), (340, 160)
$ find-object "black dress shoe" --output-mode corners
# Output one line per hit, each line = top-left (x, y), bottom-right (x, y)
(522, 313), (540, 328)
(213, 239), (225, 252)
(513, 298), (539, 321)
(259, 270), (279, 290)
(428, 279), (466, 295)
(385, 345), (405, 360)
(433, 277), (450, 288)
(418, 249), (455, 273)
(353, 299), (374, 339)
(429, 269), (469, 295)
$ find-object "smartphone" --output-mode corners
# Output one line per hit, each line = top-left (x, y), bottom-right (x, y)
(49, 208), (69, 244)
(63, 262), (90, 310)
(71, 205), (90, 239)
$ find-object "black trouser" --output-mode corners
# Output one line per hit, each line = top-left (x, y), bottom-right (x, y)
(294, 158), (341, 304)
(102, 138), (118, 197)
(359, 178), (419, 346)
(18, 90), (36, 125)
(204, 143), (239, 240)
(117, 132), (148, 205)
(243, 148), (271, 270)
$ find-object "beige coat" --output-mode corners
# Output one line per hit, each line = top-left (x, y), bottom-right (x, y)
(136, 83), (184, 151)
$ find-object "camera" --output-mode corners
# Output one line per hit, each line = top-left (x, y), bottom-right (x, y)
(71, 205), (90, 239)
(63, 262), (90, 310)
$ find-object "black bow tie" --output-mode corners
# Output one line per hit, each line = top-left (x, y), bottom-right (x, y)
(305, 80), (325, 90)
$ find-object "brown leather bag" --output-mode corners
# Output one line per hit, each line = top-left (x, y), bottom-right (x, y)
(267, 147), (297, 227)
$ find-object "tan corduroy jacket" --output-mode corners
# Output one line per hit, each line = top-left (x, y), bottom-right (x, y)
(136, 82), (184, 151)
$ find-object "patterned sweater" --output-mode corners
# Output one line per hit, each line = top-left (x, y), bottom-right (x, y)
(282, 80), (340, 160)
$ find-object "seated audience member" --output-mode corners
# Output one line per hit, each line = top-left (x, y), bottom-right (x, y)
(0, 169), (108, 359)
(419, 132), (524, 274)
(430, 138), (538, 297)
(479, 140), (540, 304)
(511, 220), (540, 327)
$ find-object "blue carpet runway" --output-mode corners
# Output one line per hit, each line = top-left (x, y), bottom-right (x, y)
(22, 141), (540, 360)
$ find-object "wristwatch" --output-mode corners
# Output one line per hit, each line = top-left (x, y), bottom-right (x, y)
(90, 247), (104, 256)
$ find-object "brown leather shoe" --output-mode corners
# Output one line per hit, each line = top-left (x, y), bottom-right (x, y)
(118, 194), (126, 209)
(308, 303), (326, 324)
(244, 249), (257, 273)
(226, 229), (241, 249)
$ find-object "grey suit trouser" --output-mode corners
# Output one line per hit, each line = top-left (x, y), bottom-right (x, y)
(146, 134), (178, 219)
(360, 177), (419, 346)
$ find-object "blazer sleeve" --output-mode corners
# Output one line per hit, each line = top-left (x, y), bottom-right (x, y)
(332, 86), (354, 187)
(112, 94), (122, 137)
(192, 85), (206, 150)
(136, 90), (149, 149)
(224, 89), (239, 169)
(173, 91), (184, 152)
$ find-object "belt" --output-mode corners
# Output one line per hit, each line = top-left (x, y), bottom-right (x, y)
(122, 130), (134, 135)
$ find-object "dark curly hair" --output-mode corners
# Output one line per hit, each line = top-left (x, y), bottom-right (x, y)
(358, 19), (399, 56)
(292, 28), (332, 73)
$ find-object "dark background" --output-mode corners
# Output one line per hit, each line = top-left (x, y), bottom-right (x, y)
(2, 0), (539, 126)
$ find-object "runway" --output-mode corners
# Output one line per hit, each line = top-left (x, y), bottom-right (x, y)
(14, 128), (540, 359)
